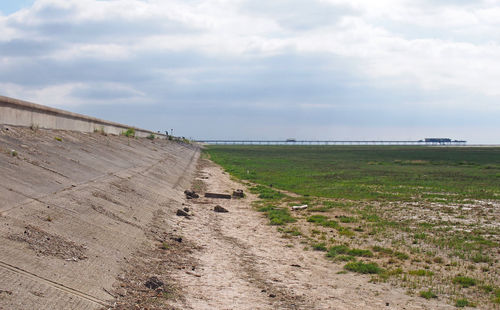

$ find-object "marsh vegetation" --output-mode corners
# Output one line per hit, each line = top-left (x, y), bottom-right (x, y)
(206, 145), (500, 308)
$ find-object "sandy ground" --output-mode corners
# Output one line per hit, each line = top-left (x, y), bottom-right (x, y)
(169, 159), (455, 310)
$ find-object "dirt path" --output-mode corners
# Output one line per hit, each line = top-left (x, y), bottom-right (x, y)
(170, 159), (454, 310)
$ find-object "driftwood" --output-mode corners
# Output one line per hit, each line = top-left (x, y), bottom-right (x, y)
(204, 192), (232, 199)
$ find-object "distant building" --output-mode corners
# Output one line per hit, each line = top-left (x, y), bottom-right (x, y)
(425, 138), (452, 143)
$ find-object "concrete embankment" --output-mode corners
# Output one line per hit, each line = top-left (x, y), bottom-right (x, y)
(0, 95), (163, 137)
(0, 126), (199, 309)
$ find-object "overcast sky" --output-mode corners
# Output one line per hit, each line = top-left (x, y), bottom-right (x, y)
(1, 0), (499, 143)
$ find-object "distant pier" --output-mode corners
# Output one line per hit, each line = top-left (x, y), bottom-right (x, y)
(196, 139), (467, 146)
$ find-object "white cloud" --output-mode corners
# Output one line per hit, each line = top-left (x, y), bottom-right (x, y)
(0, 0), (499, 142)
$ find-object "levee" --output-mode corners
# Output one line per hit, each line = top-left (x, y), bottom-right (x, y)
(0, 126), (199, 309)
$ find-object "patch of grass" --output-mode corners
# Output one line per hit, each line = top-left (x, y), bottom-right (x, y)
(260, 207), (296, 225)
(470, 252), (491, 263)
(453, 276), (477, 288)
(395, 251), (409, 260)
(455, 298), (472, 308)
(307, 215), (340, 229)
(326, 245), (349, 258)
(347, 248), (373, 257)
(335, 255), (356, 261)
(372, 246), (393, 255)
(338, 216), (357, 223)
(147, 133), (155, 140)
(282, 226), (302, 236)
(11, 150), (17, 157)
(409, 269), (435, 277)
(419, 289), (438, 299)
(312, 242), (327, 251)
(493, 289), (500, 304)
(161, 242), (169, 250)
(327, 245), (373, 258)
(250, 185), (285, 200)
(344, 261), (383, 274)
(54, 137), (62, 142)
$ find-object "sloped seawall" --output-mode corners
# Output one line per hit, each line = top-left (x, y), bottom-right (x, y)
(0, 125), (199, 309)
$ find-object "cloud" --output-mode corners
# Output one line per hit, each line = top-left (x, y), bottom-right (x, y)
(0, 0), (499, 143)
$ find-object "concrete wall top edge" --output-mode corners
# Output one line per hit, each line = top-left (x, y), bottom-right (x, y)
(0, 95), (166, 137)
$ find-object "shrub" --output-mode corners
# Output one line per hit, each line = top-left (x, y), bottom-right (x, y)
(147, 133), (155, 140)
(123, 128), (135, 137)
(344, 261), (383, 274)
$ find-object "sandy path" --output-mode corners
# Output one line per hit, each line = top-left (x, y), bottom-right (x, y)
(171, 159), (454, 310)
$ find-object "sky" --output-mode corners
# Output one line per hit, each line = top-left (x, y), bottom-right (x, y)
(0, 0), (499, 143)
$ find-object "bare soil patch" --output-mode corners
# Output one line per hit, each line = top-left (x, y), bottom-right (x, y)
(8, 225), (87, 261)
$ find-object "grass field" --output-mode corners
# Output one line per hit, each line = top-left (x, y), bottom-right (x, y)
(206, 145), (500, 202)
(206, 145), (500, 308)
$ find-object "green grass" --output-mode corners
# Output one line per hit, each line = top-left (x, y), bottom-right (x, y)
(455, 298), (472, 307)
(205, 145), (500, 307)
(419, 289), (438, 299)
(409, 269), (435, 277)
(122, 128), (135, 137)
(344, 261), (383, 274)
(326, 245), (373, 258)
(307, 215), (340, 228)
(250, 185), (286, 200)
(312, 242), (327, 251)
(205, 145), (500, 201)
(453, 276), (477, 288)
(258, 206), (296, 225)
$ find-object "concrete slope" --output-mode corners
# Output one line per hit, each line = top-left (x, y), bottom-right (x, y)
(0, 126), (199, 309)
